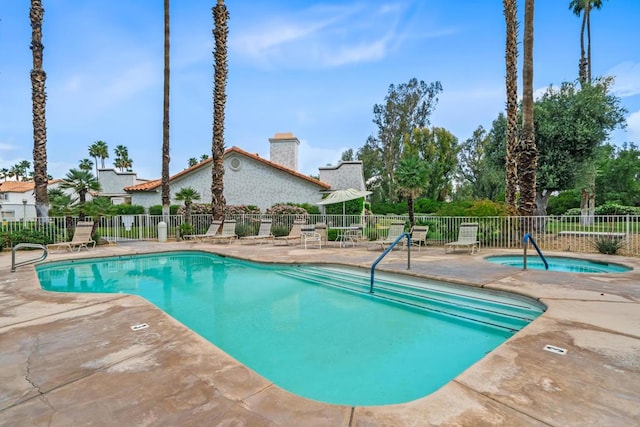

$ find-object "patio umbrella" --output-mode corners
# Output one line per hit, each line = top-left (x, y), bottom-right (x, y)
(317, 188), (372, 216)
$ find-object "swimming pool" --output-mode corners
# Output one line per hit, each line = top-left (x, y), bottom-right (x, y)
(485, 255), (632, 273)
(36, 251), (545, 406)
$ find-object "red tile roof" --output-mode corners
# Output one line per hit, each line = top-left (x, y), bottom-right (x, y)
(124, 146), (330, 192)
(0, 179), (63, 193)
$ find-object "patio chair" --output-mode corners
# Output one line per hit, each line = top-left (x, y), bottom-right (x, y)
(405, 225), (429, 252)
(183, 220), (222, 242)
(240, 219), (274, 245)
(367, 221), (407, 251)
(301, 222), (327, 249)
(273, 219), (305, 246)
(342, 223), (365, 247)
(444, 222), (480, 254)
(204, 220), (237, 244)
(47, 221), (96, 252)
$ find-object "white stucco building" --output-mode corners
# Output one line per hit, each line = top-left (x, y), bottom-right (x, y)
(124, 133), (367, 212)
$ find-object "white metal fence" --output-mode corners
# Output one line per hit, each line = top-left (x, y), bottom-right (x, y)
(4, 214), (640, 257)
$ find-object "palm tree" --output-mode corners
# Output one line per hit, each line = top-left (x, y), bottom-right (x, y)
(188, 157), (198, 167)
(0, 168), (8, 181)
(570, 0), (605, 85)
(175, 187), (200, 226)
(161, 0), (171, 217)
(518, 0), (537, 222)
(503, 0), (519, 212)
(113, 145), (133, 172)
(396, 154), (427, 228)
(211, 0), (229, 221)
(88, 140), (109, 175)
(30, 0), (49, 219)
(48, 187), (77, 235)
(59, 169), (101, 220)
(79, 158), (94, 172)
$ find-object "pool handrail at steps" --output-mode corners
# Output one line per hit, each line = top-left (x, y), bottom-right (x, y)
(370, 232), (410, 293)
(12, 243), (48, 272)
(523, 233), (548, 270)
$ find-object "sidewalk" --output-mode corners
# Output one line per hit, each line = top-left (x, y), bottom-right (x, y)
(1, 241), (639, 426)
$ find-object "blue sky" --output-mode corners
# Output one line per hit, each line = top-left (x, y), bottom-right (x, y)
(1, 0), (639, 180)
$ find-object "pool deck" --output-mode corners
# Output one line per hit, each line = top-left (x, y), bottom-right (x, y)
(1, 241), (639, 426)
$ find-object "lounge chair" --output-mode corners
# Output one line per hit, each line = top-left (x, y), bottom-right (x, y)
(405, 225), (429, 251)
(445, 222), (480, 254)
(47, 221), (96, 252)
(240, 219), (274, 245)
(184, 220), (222, 242)
(205, 220), (237, 244)
(273, 219), (305, 246)
(367, 221), (407, 250)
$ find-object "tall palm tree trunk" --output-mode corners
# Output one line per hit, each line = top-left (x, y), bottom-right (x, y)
(519, 0), (537, 223)
(161, 0), (171, 217)
(503, 0), (519, 212)
(30, 0), (49, 220)
(211, 0), (229, 220)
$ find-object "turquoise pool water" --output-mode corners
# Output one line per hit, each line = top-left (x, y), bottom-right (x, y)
(36, 251), (544, 406)
(485, 255), (632, 273)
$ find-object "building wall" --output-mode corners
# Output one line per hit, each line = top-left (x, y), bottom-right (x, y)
(131, 154), (324, 211)
(268, 133), (299, 172)
(98, 169), (140, 196)
(318, 161), (366, 191)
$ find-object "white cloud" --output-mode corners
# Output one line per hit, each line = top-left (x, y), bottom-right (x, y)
(297, 139), (346, 176)
(607, 61), (640, 97)
(626, 110), (640, 142)
(230, 2), (446, 69)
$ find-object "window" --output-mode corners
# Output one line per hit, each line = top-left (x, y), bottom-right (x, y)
(229, 157), (241, 171)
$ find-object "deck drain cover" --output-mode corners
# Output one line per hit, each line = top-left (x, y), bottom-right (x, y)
(130, 323), (149, 331)
(544, 344), (567, 355)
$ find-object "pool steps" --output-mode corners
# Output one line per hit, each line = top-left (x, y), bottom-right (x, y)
(279, 266), (544, 333)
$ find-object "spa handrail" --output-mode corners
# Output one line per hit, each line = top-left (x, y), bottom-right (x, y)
(11, 243), (48, 272)
(370, 232), (411, 293)
(523, 233), (548, 270)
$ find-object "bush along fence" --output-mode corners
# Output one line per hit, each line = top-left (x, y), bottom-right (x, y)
(3, 214), (639, 257)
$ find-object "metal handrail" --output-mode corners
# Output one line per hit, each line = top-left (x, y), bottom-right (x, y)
(11, 243), (48, 272)
(523, 233), (548, 270)
(370, 232), (411, 293)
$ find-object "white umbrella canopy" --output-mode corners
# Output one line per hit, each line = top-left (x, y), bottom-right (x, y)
(317, 188), (372, 216)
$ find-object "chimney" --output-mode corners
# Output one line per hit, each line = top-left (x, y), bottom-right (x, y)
(269, 132), (299, 171)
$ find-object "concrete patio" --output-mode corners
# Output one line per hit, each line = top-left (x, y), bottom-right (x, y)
(1, 240), (639, 426)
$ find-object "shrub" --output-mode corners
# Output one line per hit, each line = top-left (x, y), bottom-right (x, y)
(149, 205), (181, 215)
(266, 203), (309, 217)
(592, 236), (624, 255)
(0, 228), (53, 250)
(547, 190), (581, 215)
(114, 204), (145, 215)
(178, 223), (193, 238)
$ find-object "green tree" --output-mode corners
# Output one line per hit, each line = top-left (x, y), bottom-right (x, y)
(368, 78), (443, 202)
(88, 140), (109, 175)
(79, 158), (94, 172)
(411, 127), (459, 201)
(211, 0), (229, 220)
(396, 154), (428, 228)
(175, 187), (200, 225)
(59, 169), (101, 219)
(187, 157), (198, 167)
(30, 0), (49, 219)
(534, 78), (626, 214)
(457, 126), (504, 201)
(596, 143), (640, 206)
(341, 149), (355, 161)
